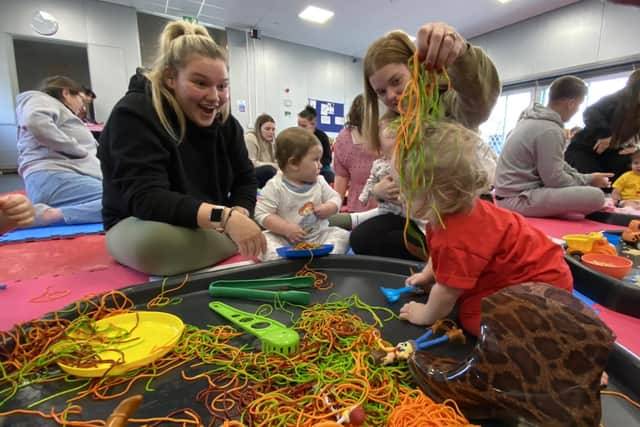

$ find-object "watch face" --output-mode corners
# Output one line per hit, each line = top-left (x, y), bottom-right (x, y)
(210, 208), (224, 223)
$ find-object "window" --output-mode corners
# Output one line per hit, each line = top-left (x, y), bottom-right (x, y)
(481, 69), (634, 154)
(479, 89), (532, 154)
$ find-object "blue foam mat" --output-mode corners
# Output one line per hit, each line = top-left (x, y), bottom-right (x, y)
(0, 222), (104, 243)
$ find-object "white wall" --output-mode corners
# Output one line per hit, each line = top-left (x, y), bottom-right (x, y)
(0, 0), (141, 170)
(470, 0), (640, 85)
(227, 28), (362, 136)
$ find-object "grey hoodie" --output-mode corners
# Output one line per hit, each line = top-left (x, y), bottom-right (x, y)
(15, 91), (101, 179)
(494, 103), (591, 197)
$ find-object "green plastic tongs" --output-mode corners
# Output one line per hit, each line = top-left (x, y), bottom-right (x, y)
(208, 276), (313, 305)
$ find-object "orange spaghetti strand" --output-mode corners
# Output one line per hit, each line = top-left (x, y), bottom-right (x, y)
(601, 390), (640, 409)
(147, 274), (190, 309)
(292, 242), (323, 250)
(387, 388), (477, 426)
(295, 252), (333, 290)
(29, 286), (72, 303)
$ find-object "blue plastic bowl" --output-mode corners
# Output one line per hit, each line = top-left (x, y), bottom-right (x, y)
(276, 244), (334, 259)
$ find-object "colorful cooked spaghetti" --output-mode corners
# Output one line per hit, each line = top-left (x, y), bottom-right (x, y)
(393, 52), (449, 258)
(0, 282), (479, 427)
(292, 242), (323, 251)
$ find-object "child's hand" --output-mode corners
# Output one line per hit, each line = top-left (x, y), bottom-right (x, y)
(284, 223), (306, 244)
(0, 194), (35, 228)
(405, 269), (435, 289)
(313, 203), (337, 220)
(399, 301), (432, 325)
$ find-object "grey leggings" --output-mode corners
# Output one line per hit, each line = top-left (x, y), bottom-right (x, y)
(496, 186), (605, 218)
(106, 217), (237, 276)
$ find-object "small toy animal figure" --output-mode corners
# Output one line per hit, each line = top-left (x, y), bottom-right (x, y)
(407, 283), (616, 427)
(371, 341), (416, 365)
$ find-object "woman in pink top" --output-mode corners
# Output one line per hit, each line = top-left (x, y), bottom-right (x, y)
(333, 94), (378, 212)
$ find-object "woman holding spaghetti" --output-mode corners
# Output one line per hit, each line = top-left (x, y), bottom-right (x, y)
(349, 22), (500, 260)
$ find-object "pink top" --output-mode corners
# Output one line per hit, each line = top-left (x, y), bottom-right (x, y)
(333, 127), (378, 212)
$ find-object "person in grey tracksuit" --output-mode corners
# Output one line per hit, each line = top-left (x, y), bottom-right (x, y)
(15, 76), (102, 225)
(494, 76), (610, 218)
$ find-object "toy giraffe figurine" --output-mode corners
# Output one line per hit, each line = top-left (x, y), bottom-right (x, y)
(408, 283), (615, 427)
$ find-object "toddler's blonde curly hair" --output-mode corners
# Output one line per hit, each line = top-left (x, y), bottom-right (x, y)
(395, 119), (490, 224)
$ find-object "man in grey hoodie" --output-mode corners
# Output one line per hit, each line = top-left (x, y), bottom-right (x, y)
(494, 76), (612, 218)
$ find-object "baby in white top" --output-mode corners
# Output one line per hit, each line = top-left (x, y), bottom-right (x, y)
(255, 127), (350, 260)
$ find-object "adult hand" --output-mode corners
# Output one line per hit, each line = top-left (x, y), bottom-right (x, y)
(593, 137), (611, 155)
(313, 203), (337, 220)
(416, 22), (468, 69)
(232, 206), (250, 217)
(283, 223), (306, 244)
(0, 194), (35, 228)
(619, 146), (639, 155)
(590, 172), (614, 188)
(224, 212), (266, 257)
(373, 175), (400, 202)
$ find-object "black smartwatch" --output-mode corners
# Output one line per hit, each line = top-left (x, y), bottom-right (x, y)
(210, 207), (225, 223)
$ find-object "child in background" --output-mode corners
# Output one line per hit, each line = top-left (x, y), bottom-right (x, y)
(612, 151), (640, 208)
(255, 127), (350, 261)
(397, 120), (572, 336)
(350, 114), (404, 228)
(0, 193), (35, 234)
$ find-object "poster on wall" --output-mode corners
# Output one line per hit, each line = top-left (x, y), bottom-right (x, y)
(307, 98), (344, 133)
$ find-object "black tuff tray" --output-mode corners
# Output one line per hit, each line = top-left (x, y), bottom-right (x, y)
(587, 210), (640, 227)
(565, 230), (640, 318)
(1, 256), (639, 426)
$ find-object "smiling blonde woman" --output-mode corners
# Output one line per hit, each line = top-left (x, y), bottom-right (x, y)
(99, 21), (265, 276)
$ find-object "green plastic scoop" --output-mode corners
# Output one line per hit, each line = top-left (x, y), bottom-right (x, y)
(208, 301), (299, 355)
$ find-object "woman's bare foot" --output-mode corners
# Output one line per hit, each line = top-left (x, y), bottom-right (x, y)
(399, 301), (431, 325)
(32, 204), (64, 227)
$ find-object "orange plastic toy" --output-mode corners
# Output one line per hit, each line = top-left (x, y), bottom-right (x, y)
(622, 220), (640, 249)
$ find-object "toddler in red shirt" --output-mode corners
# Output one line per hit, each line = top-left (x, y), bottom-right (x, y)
(396, 120), (573, 336)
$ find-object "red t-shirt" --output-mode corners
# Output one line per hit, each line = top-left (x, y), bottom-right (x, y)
(426, 199), (573, 336)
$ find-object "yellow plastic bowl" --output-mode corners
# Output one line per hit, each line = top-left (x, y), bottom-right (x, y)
(55, 311), (184, 377)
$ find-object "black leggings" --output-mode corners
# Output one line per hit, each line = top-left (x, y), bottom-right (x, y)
(349, 213), (426, 261)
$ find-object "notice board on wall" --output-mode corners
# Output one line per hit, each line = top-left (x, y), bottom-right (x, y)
(308, 98), (344, 133)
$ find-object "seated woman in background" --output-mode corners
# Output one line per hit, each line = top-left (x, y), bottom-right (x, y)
(298, 106), (335, 184)
(244, 113), (278, 188)
(16, 76), (103, 226)
(565, 69), (640, 182)
(333, 94), (378, 213)
(99, 21), (265, 276)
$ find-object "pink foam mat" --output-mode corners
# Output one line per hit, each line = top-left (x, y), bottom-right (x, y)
(0, 266), (147, 331)
(2, 234), (117, 282)
(595, 303), (640, 357)
(0, 253), (256, 331)
(525, 217), (625, 238)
